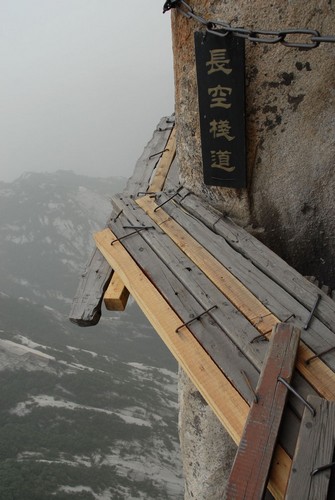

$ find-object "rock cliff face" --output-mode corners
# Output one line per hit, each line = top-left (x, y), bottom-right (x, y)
(171, 0), (335, 286)
(178, 370), (236, 499)
(171, 1), (335, 497)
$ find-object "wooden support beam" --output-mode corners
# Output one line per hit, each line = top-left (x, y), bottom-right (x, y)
(136, 195), (335, 402)
(94, 228), (291, 499)
(148, 127), (176, 193)
(104, 273), (129, 311)
(225, 323), (300, 500)
(69, 247), (113, 326)
(285, 396), (335, 500)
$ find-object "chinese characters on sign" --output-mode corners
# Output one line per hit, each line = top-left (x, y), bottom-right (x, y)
(194, 32), (246, 188)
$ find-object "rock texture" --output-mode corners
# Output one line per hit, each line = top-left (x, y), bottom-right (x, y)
(171, 1), (335, 498)
(171, 0), (335, 286)
(178, 369), (236, 499)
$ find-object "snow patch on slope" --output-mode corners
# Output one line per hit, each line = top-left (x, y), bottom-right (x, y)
(10, 395), (152, 427)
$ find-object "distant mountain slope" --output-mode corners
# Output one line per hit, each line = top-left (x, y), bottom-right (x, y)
(0, 171), (182, 499)
(0, 170), (125, 311)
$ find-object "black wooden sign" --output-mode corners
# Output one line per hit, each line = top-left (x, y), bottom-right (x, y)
(194, 31), (246, 188)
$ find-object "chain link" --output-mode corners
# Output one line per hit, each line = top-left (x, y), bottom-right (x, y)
(163, 0), (335, 49)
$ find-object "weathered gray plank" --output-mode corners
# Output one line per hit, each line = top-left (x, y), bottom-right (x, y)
(69, 115), (174, 326)
(285, 396), (335, 500)
(110, 195), (316, 436)
(225, 323), (300, 500)
(163, 155), (181, 192)
(109, 205), (261, 405)
(155, 191), (335, 372)
(69, 247), (113, 326)
(176, 188), (335, 334)
(124, 115), (175, 197)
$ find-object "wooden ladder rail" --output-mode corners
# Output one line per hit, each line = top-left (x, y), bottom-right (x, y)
(225, 323), (300, 499)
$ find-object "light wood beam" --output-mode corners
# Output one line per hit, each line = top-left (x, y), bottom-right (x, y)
(104, 273), (130, 311)
(149, 127), (176, 193)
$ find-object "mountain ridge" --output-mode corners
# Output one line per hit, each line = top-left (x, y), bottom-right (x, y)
(0, 170), (182, 499)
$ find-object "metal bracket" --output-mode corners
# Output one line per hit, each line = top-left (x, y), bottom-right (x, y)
(277, 376), (316, 416)
(163, 1), (180, 14)
(304, 294), (321, 330)
(250, 331), (270, 344)
(176, 305), (217, 333)
(305, 346), (335, 365)
(122, 225), (154, 230)
(154, 187), (183, 212)
(311, 460), (335, 477)
(113, 209), (123, 222)
(137, 191), (157, 197)
(149, 148), (169, 159)
(111, 227), (152, 245)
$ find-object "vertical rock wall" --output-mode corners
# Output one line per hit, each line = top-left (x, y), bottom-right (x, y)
(178, 369), (236, 499)
(171, 0), (335, 285)
(171, 1), (335, 498)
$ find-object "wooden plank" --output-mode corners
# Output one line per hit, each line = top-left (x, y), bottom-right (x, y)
(111, 195), (319, 448)
(95, 228), (248, 440)
(163, 155), (180, 192)
(109, 201), (261, 405)
(177, 188), (335, 334)
(124, 115), (174, 197)
(137, 195), (276, 335)
(70, 116), (174, 325)
(285, 396), (335, 500)
(225, 323), (300, 500)
(103, 273), (129, 311)
(156, 191), (335, 372)
(113, 116), (174, 309)
(136, 195), (335, 402)
(69, 247), (113, 326)
(94, 227), (291, 499)
(148, 127), (176, 192)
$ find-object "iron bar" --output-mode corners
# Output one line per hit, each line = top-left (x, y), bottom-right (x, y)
(305, 346), (335, 365)
(176, 305), (217, 332)
(277, 377), (316, 416)
(304, 294), (321, 330)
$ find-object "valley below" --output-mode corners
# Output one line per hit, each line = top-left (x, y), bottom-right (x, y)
(0, 171), (182, 499)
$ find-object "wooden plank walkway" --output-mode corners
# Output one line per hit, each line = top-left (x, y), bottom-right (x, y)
(100, 192), (335, 497)
(71, 116), (335, 499)
(136, 194), (335, 403)
(94, 227), (291, 499)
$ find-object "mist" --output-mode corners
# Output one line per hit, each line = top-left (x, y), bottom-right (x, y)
(0, 0), (174, 182)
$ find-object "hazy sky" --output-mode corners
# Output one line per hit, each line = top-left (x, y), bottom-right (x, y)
(0, 0), (174, 182)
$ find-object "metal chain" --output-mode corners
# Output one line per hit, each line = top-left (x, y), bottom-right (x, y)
(163, 0), (335, 49)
